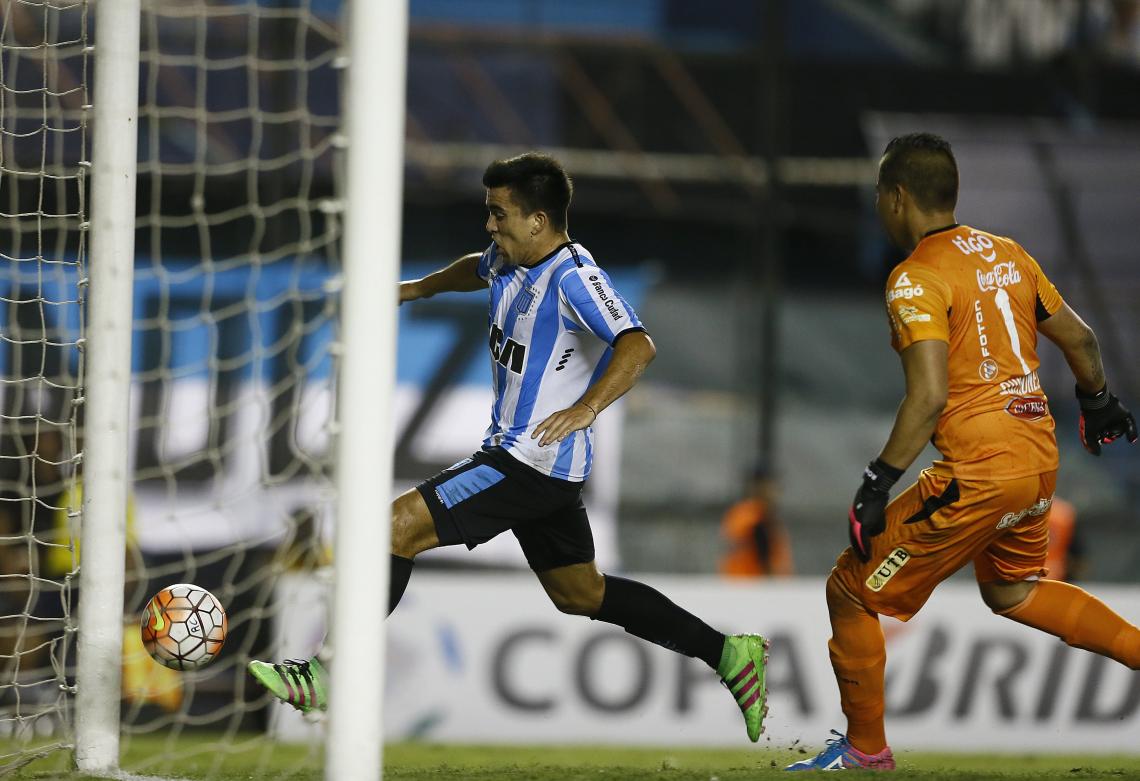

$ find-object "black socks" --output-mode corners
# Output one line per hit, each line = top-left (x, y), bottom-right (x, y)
(388, 554), (414, 616)
(593, 574), (725, 670)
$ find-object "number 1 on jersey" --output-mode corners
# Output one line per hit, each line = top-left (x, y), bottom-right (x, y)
(993, 288), (1031, 376)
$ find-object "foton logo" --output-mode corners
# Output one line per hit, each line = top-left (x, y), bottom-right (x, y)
(1005, 396), (1048, 421)
(951, 232), (997, 262)
(976, 262), (1022, 292)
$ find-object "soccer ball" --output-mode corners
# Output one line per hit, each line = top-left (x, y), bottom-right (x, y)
(140, 583), (227, 670)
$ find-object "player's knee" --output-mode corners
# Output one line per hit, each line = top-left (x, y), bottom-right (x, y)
(979, 579), (1035, 614)
(550, 591), (596, 616)
(544, 571), (605, 617)
(390, 491), (437, 558)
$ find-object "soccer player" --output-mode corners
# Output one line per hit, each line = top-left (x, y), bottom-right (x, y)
(788, 133), (1138, 772)
(249, 152), (770, 741)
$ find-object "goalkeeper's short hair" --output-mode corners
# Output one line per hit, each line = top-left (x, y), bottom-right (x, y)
(879, 132), (958, 212)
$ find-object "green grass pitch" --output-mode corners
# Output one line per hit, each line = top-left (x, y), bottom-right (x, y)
(7, 737), (1140, 780)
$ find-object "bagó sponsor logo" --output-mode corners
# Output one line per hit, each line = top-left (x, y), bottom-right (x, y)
(996, 497), (1052, 529)
(587, 275), (625, 322)
(886, 282), (924, 303)
(866, 547), (911, 592)
(976, 261), (1022, 292)
(1005, 396), (1049, 421)
(951, 231), (997, 262)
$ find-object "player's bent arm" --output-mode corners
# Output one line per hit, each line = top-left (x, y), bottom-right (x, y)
(1037, 303), (1105, 394)
(579, 330), (656, 416)
(878, 339), (948, 472)
(399, 253), (487, 303)
(531, 330), (655, 447)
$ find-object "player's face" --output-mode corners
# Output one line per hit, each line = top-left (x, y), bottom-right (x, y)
(485, 186), (537, 263)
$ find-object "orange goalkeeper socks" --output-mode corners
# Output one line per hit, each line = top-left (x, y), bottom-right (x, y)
(826, 574), (888, 755)
(998, 579), (1140, 669)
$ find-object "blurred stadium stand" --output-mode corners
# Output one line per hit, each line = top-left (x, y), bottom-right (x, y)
(4, 0), (1137, 578)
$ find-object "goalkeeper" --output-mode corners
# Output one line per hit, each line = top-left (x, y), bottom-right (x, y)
(250, 152), (770, 742)
(789, 133), (1138, 772)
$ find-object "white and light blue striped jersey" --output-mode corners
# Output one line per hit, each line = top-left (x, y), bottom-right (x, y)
(475, 240), (645, 481)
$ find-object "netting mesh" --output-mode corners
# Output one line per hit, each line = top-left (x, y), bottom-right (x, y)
(2, 0), (345, 773)
(0, 0), (88, 768)
(120, 0), (342, 773)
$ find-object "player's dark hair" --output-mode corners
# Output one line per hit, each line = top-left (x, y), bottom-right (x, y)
(482, 152), (573, 231)
(879, 133), (958, 212)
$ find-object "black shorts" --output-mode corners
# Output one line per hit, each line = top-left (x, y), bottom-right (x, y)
(416, 447), (595, 572)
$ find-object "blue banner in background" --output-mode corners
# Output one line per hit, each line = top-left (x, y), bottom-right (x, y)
(1, 259), (647, 386)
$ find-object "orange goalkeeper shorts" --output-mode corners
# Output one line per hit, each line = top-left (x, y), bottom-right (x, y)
(831, 468), (1057, 621)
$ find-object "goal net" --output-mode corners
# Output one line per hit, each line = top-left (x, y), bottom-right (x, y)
(2, 0), (349, 774)
(1, 0), (88, 771)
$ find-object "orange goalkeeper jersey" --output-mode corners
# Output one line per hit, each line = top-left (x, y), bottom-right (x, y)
(884, 225), (1064, 480)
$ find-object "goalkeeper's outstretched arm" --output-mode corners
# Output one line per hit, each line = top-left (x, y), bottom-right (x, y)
(400, 252), (488, 303)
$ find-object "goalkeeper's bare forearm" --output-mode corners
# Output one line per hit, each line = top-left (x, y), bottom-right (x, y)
(399, 253), (488, 303)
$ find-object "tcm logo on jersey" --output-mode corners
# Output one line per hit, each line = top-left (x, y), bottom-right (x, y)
(1005, 396), (1049, 421)
(976, 261), (1022, 292)
(952, 231), (997, 262)
(588, 275), (625, 322)
(886, 272), (924, 303)
(866, 547), (911, 593)
(996, 497), (1052, 529)
(489, 323), (526, 374)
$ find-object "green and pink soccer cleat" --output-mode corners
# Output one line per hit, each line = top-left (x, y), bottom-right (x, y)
(248, 656), (328, 713)
(717, 633), (769, 742)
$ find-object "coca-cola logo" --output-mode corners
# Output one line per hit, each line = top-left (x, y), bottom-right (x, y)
(976, 261), (1022, 292)
(1005, 396), (1048, 421)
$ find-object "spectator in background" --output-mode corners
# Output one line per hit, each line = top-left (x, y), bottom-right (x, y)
(719, 466), (793, 578)
(1045, 496), (1087, 582)
(1103, 0), (1140, 67)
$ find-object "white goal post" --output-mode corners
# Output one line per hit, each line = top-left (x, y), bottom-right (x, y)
(0, 0), (399, 776)
(75, 0), (142, 771)
(326, 1), (404, 780)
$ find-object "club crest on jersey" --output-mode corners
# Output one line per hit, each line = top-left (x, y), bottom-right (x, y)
(514, 285), (537, 316)
(866, 547), (911, 592)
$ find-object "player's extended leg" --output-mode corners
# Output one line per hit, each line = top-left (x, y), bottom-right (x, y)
(248, 489), (441, 713)
(785, 570), (895, 771)
(388, 487), (440, 616)
(535, 562), (770, 742)
(976, 474), (1140, 671)
(981, 579), (1140, 669)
